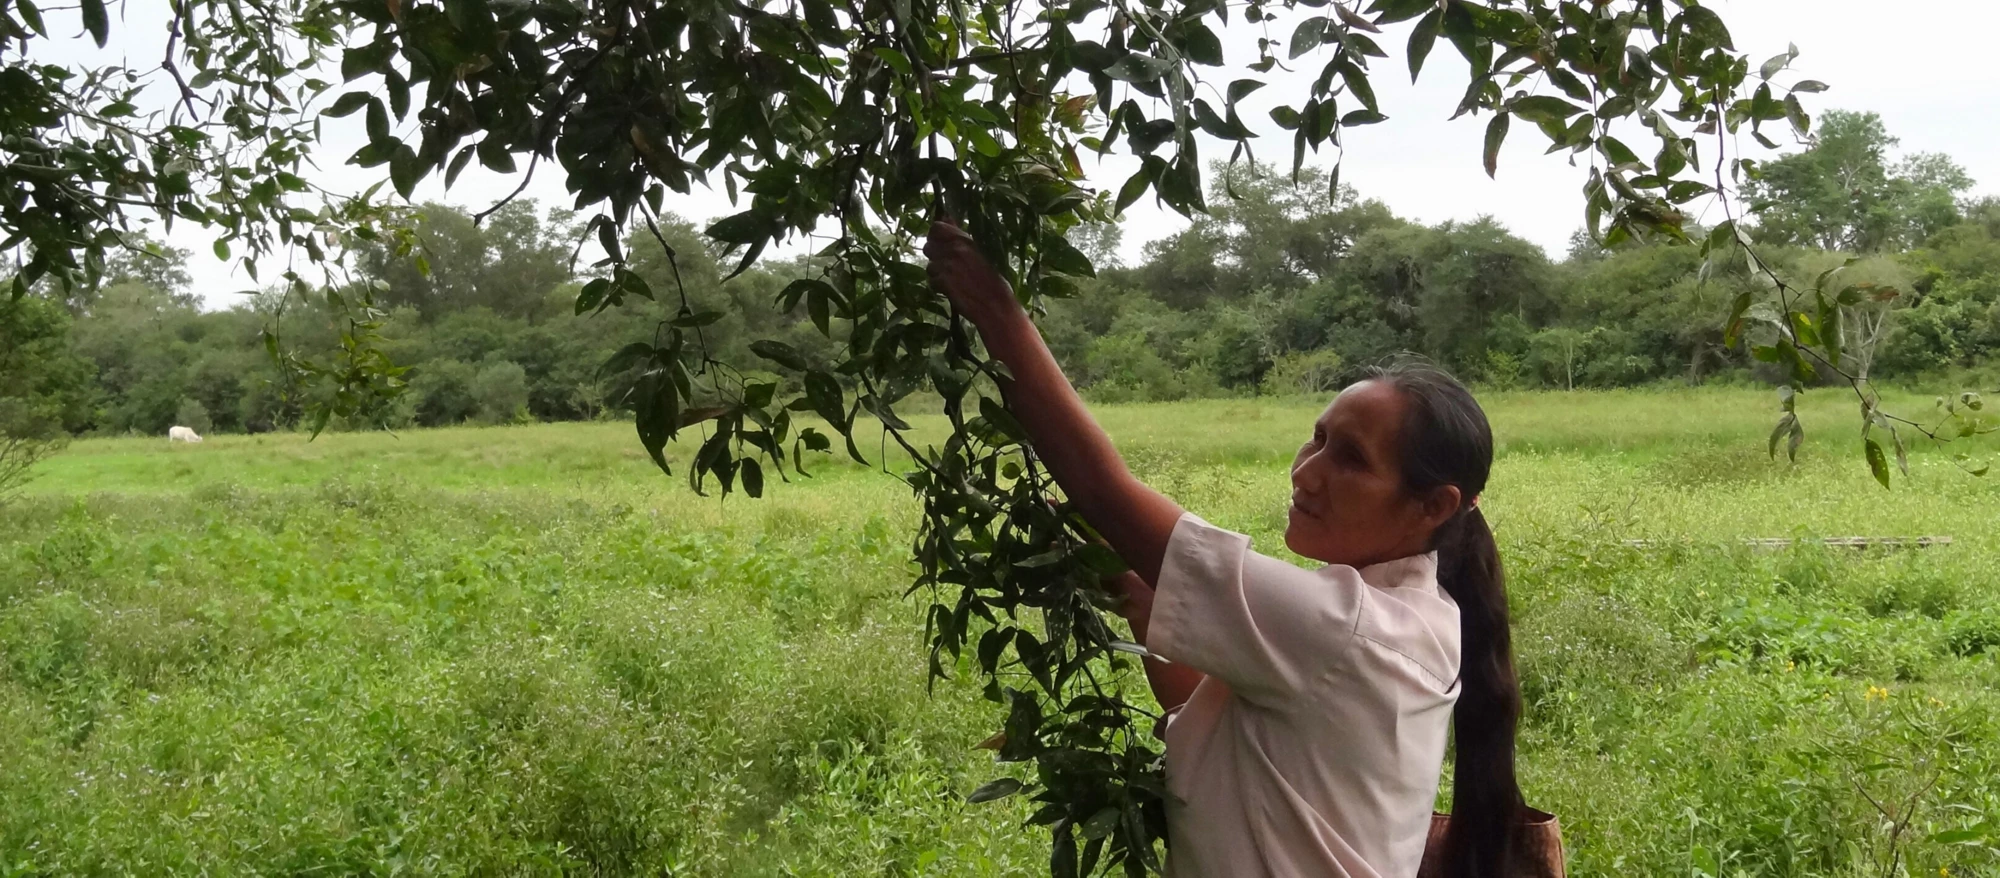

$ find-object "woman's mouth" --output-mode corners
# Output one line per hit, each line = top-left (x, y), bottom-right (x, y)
(1290, 495), (1321, 520)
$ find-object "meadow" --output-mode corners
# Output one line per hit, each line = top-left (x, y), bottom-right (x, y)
(3, 386), (1999, 876)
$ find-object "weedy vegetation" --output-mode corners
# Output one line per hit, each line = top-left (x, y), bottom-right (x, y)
(1, 388), (1996, 875)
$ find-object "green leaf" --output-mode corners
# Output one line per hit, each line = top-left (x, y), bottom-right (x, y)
(739, 457), (764, 498)
(1081, 806), (1122, 841)
(633, 371), (680, 475)
(1338, 61), (1379, 112)
(672, 309), (725, 328)
(575, 277), (612, 315)
(1226, 79), (1266, 106)
(1178, 22), (1224, 66)
(389, 145), (418, 199)
(325, 92), (372, 118)
(1768, 412), (1796, 460)
(366, 98), (392, 143)
(1371, 0), (1436, 25)
(872, 46), (913, 75)
(1788, 311), (1819, 348)
(341, 42), (394, 82)
(1791, 80), (1829, 93)
(1041, 233), (1096, 277)
(749, 340), (810, 371)
(1723, 290), (1753, 348)
(16, 0), (45, 36)
(1678, 5), (1734, 50)
(804, 370), (846, 429)
(80, 0), (108, 47)
(1159, 155), (1205, 214)
(1051, 825), (1077, 878)
(1104, 53), (1172, 83)
(807, 286), (831, 334)
(1406, 7), (1442, 82)
(706, 210), (765, 245)
(966, 777), (1025, 804)
(979, 397), (1031, 444)
(1190, 99), (1238, 140)
(478, 138), (517, 174)
(596, 217), (623, 263)
(1864, 437), (1891, 489)
(1759, 49), (1793, 81)
(1483, 113), (1509, 178)
(1776, 337), (1816, 383)
(1289, 17), (1328, 60)
(1115, 162), (1155, 214)
(600, 342), (656, 377)
(1708, 219), (1740, 253)
(1600, 136), (1642, 168)
(1510, 95), (1583, 123)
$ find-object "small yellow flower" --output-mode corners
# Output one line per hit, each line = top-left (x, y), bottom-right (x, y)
(1785, 661), (1796, 673)
(1939, 866), (1948, 877)
(1865, 685), (1891, 702)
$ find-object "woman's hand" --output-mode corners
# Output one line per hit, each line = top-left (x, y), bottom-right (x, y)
(924, 220), (1021, 331)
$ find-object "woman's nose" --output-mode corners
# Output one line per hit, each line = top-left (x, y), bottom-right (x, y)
(1291, 449), (1324, 490)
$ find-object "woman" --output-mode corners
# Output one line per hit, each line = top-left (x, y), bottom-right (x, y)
(927, 220), (1525, 878)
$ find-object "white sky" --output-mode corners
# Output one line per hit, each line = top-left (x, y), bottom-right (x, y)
(35, 1), (2000, 309)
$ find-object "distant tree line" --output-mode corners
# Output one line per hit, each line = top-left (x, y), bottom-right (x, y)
(7, 110), (1997, 437)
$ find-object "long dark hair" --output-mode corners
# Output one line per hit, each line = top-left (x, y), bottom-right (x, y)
(1363, 360), (1523, 878)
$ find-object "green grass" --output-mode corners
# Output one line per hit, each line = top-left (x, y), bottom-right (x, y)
(4, 387), (1999, 875)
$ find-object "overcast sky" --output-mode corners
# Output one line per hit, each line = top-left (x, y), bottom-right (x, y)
(40, 1), (2000, 309)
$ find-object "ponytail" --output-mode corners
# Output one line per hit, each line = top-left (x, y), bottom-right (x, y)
(1356, 359), (1523, 878)
(1433, 506), (1523, 878)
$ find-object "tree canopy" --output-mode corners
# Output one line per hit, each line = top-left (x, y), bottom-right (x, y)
(1744, 110), (1974, 254)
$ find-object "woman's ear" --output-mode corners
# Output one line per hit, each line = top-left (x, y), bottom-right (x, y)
(1421, 484), (1463, 531)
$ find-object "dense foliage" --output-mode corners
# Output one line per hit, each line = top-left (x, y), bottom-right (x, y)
(40, 129), (2000, 439)
(0, 292), (88, 499)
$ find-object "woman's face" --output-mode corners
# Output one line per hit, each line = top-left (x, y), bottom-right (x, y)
(1285, 380), (1459, 567)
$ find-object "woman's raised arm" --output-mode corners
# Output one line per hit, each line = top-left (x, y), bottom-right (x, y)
(924, 220), (1185, 588)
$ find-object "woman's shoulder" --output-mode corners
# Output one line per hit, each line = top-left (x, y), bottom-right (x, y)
(1347, 553), (1462, 690)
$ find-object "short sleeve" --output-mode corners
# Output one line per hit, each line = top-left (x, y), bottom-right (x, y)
(1147, 513), (1365, 704)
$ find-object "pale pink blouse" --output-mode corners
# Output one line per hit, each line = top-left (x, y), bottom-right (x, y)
(1149, 513), (1462, 878)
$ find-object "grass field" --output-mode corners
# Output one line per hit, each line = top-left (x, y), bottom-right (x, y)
(4, 387), (1999, 876)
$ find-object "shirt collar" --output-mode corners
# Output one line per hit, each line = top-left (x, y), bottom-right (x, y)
(1353, 551), (1440, 595)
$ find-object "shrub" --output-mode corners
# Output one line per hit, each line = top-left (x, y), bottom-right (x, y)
(409, 358), (479, 426)
(0, 399), (65, 504)
(472, 360), (531, 424)
(1082, 332), (1182, 401)
(1260, 348), (1345, 396)
(1482, 349), (1525, 390)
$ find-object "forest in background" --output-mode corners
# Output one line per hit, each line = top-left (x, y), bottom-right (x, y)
(6, 110), (1999, 437)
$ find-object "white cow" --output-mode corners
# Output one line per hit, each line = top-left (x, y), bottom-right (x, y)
(168, 426), (204, 443)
